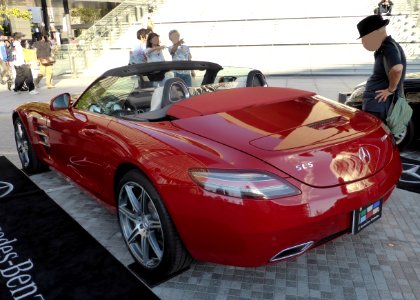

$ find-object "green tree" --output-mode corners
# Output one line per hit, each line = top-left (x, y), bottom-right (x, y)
(70, 8), (105, 24)
(0, 1), (32, 32)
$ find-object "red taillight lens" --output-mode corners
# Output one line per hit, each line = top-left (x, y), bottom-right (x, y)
(189, 169), (301, 200)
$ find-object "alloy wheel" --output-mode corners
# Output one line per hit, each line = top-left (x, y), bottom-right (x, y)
(15, 121), (30, 168)
(118, 181), (164, 269)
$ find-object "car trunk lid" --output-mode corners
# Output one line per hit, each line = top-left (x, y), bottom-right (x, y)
(172, 93), (394, 187)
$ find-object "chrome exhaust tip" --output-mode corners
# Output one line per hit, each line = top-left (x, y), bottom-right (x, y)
(270, 241), (314, 262)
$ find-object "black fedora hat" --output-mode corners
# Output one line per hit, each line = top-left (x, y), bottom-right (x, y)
(357, 15), (389, 39)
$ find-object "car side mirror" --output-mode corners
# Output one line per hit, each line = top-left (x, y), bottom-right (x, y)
(50, 93), (71, 110)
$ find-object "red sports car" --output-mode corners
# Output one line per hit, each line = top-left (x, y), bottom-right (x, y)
(13, 61), (402, 276)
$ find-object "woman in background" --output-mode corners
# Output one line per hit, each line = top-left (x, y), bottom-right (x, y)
(145, 32), (165, 63)
(34, 35), (55, 89)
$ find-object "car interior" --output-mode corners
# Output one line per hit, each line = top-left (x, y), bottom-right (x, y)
(75, 69), (267, 121)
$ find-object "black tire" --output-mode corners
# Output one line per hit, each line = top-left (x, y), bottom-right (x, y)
(116, 169), (192, 276)
(398, 120), (414, 152)
(14, 118), (47, 174)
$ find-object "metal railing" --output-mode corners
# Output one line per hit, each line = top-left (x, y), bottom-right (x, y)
(53, 0), (165, 76)
(74, 0), (162, 47)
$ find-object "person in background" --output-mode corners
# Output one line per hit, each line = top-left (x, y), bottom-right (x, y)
(12, 32), (38, 94)
(4, 38), (15, 90)
(0, 36), (11, 87)
(168, 30), (195, 86)
(129, 28), (147, 65)
(34, 35), (55, 89)
(356, 15), (406, 142)
(22, 39), (38, 81)
(147, 16), (154, 31)
(145, 32), (165, 62)
(375, 0), (393, 15)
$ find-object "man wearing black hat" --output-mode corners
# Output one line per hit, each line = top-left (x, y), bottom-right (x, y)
(356, 15), (406, 134)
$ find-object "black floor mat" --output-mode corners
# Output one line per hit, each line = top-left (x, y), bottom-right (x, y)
(0, 156), (159, 300)
(398, 156), (420, 194)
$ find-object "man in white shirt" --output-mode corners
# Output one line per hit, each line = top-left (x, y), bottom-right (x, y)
(12, 32), (38, 94)
(168, 30), (194, 86)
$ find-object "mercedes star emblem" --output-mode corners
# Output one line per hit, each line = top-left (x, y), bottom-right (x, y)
(0, 181), (14, 198)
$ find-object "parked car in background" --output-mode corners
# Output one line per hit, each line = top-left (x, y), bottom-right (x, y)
(343, 73), (420, 150)
(14, 61), (401, 276)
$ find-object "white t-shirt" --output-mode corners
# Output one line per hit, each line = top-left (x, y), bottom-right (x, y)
(168, 44), (190, 61)
(145, 47), (165, 63)
(130, 41), (146, 64)
(168, 44), (191, 74)
(13, 41), (25, 66)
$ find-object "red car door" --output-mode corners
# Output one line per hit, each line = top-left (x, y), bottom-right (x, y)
(47, 108), (111, 196)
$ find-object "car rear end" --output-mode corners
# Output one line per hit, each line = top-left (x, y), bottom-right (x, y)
(164, 88), (401, 267)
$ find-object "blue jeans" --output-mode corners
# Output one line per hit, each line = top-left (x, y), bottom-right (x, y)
(174, 72), (192, 87)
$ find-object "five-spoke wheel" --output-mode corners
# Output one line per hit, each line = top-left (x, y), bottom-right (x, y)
(118, 180), (164, 269)
(117, 170), (192, 275)
(14, 118), (46, 174)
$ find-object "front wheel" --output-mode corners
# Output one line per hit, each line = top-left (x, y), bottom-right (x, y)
(14, 118), (47, 174)
(117, 170), (192, 276)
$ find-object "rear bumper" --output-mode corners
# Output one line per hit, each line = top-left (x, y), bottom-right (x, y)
(164, 148), (402, 267)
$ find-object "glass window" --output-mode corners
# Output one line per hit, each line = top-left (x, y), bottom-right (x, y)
(74, 76), (139, 115)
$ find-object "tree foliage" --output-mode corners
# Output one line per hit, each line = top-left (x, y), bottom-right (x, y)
(70, 8), (105, 24)
(0, 2), (32, 31)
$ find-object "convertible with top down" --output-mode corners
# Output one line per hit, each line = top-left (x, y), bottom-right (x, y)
(13, 61), (401, 276)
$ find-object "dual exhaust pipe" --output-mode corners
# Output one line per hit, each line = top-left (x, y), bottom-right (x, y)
(270, 241), (314, 262)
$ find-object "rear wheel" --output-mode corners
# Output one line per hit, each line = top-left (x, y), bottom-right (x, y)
(14, 118), (47, 174)
(117, 170), (192, 276)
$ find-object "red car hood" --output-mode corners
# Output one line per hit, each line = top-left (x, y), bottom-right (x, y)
(172, 95), (394, 187)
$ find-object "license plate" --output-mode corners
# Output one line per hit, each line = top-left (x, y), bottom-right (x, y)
(352, 199), (382, 234)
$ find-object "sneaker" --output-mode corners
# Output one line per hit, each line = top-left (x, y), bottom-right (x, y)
(13, 90), (21, 95)
(47, 85), (55, 89)
(29, 90), (39, 95)
(393, 127), (407, 145)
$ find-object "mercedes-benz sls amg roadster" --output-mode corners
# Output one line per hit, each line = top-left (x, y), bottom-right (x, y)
(13, 61), (402, 276)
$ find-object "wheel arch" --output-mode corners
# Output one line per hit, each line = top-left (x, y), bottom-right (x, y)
(113, 163), (141, 203)
(112, 162), (168, 206)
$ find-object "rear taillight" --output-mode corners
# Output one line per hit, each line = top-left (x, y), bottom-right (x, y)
(189, 169), (301, 200)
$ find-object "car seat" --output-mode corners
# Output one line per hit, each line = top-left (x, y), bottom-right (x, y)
(150, 78), (190, 111)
